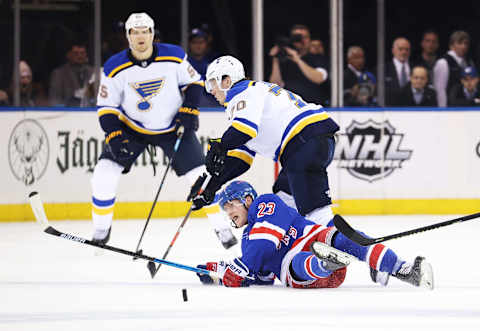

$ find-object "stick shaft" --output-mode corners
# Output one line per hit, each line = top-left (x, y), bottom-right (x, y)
(149, 173), (212, 278)
(134, 127), (185, 253)
(333, 212), (480, 246)
(44, 226), (214, 276)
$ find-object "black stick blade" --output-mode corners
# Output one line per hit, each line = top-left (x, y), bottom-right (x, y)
(147, 261), (158, 278)
(333, 215), (376, 246)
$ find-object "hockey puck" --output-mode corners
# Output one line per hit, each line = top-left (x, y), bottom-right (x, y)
(182, 288), (188, 302)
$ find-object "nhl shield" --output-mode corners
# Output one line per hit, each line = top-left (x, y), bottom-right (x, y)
(334, 119), (412, 182)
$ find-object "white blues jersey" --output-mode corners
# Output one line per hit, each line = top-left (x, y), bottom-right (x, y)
(97, 43), (202, 135)
(223, 80), (337, 162)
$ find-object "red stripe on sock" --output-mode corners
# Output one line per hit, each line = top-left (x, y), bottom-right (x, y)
(369, 244), (385, 270)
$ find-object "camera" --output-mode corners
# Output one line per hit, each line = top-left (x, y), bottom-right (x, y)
(274, 33), (303, 62)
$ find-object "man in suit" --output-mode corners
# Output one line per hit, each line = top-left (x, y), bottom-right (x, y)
(394, 66), (437, 107)
(344, 46), (376, 106)
(385, 37), (412, 106)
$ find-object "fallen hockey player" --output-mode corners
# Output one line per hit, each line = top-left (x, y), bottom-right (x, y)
(196, 180), (434, 289)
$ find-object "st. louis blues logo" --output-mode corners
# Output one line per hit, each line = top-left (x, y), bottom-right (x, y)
(130, 78), (165, 111)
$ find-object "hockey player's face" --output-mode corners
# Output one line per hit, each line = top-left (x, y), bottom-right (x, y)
(223, 199), (248, 228)
(208, 79), (227, 104)
(129, 28), (153, 52)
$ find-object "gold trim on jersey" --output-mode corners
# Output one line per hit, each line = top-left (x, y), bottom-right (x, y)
(278, 112), (330, 158)
(108, 61), (134, 78)
(232, 120), (257, 138)
(97, 107), (176, 135)
(154, 56), (182, 63)
(227, 149), (254, 166)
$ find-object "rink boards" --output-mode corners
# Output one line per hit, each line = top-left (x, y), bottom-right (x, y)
(1, 107), (480, 221)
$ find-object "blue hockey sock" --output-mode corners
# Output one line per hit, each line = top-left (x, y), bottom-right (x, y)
(332, 231), (402, 274)
(291, 252), (332, 281)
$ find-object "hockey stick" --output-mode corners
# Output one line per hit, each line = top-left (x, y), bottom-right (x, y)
(28, 191), (217, 278)
(333, 212), (480, 246)
(147, 173), (212, 278)
(133, 126), (185, 259)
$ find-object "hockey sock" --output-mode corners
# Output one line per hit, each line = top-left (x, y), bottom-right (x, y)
(91, 159), (123, 232)
(291, 251), (332, 281)
(333, 231), (402, 274)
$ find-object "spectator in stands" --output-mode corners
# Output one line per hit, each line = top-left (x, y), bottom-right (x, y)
(309, 39), (325, 56)
(433, 30), (475, 107)
(188, 27), (216, 79)
(187, 27), (219, 107)
(413, 29), (439, 84)
(49, 42), (94, 106)
(344, 46), (377, 106)
(448, 66), (480, 106)
(0, 89), (8, 106)
(269, 24), (329, 104)
(385, 37), (412, 106)
(393, 66), (437, 107)
(2, 60), (47, 107)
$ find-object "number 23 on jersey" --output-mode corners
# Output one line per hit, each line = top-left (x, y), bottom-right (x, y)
(257, 202), (276, 218)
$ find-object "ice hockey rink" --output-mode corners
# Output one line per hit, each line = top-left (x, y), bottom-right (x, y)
(2, 215), (480, 331)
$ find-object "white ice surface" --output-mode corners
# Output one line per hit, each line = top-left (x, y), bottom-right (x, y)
(2, 215), (480, 331)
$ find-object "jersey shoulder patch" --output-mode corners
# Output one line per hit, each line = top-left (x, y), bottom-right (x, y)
(155, 43), (185, 63)
(103, 50), (132, 78)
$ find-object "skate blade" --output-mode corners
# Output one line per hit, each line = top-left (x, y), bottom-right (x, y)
(311, 242), (353, 266)
(419, 260), (434, 290)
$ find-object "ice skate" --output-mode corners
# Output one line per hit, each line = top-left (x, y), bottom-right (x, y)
(92, 227), (111, 245)
(394, 256), (434, 290)
(92, 228), (111, 256)
(310, 242), (353, 271)
(370, 267), (390, 286)
(215, 228), (238, 249)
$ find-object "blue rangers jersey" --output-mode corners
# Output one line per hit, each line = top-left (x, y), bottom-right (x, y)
(96, 43), (203, 135)
(238, 193), (319, 284)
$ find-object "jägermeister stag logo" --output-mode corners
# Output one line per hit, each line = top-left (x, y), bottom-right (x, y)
(9, 119), (49, 185)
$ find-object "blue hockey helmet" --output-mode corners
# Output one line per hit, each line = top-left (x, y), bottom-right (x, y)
(218, 180), (258, 210)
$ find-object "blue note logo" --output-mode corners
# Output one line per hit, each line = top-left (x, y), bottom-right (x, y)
(334, 119), (412, 182)
(130, 78), (165, 111)
(8, 119), (49, 185)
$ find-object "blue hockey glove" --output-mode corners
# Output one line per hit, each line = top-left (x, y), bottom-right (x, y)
(105, 129), (134, 160)
(205, 138), (227, 177)
(174, 107), (199, 131)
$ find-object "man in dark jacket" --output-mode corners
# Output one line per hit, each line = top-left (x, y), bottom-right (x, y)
(394, 66), (437, 107)
(448, 66), (480, 106)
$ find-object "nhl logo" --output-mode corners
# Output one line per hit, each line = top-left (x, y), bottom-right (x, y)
(8, 119), (49, 185)
(334, 119), (412, 182)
